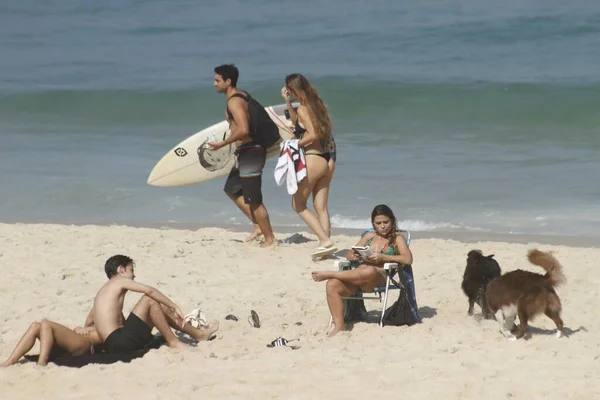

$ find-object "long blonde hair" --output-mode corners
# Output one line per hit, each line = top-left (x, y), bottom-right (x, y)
(285, 73), (332, 142)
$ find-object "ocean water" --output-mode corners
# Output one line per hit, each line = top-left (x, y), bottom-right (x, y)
(1, 0), (600, 237)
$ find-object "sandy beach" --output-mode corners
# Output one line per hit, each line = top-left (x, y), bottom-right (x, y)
(0, 223), (597, 399)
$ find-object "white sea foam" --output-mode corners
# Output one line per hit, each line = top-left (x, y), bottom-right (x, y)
(330, 214), (460, 231)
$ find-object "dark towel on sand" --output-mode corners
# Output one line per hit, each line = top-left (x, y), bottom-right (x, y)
(24, 335), (166, 368)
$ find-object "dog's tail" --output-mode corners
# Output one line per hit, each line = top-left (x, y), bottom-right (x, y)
(527, 249), (566, 287)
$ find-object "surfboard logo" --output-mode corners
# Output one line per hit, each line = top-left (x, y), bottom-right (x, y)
(174, 147), (188, 157)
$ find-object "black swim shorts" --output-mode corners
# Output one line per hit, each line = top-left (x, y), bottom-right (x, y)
(223, 142), (266, 205)
(104, 313), (153, 354)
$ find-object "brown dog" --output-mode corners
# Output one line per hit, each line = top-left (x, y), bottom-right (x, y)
(486, 249), (566, 340)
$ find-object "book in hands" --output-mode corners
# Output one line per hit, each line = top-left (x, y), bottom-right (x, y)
(351, 246), (374, 258)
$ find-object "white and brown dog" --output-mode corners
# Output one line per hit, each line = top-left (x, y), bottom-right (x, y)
(486, 249), (566, 340)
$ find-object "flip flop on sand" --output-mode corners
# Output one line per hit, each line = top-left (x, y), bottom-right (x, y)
(311, 245), (338, 259)
(248, 310), (260, 328)
(267, 337), (300, 349)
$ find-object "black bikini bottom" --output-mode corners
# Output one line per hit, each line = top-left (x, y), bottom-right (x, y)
(306, 152), (331, 163)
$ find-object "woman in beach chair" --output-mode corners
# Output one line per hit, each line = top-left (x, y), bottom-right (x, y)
(312, 204), (414, 337)
(281, 74), (337, 258)
(2, 319), (101, 366)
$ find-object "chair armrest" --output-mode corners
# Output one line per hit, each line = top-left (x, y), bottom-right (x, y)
(334, 259), (351, 270)
(336, 259), (398, 271)
(383, 262), (399, 271)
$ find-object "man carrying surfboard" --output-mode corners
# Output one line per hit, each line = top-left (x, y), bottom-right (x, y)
(209, 64), (277, 247)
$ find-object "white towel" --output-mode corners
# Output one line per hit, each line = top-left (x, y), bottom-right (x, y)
(274, 139), (307, 195)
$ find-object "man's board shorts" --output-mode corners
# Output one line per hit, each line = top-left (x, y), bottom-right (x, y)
(104, 313), (153, 354)
(224, 142), (266, 205)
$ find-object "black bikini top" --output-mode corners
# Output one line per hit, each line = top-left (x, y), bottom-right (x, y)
(293, 122), (306, 137)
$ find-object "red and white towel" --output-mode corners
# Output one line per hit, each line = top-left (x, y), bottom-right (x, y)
(274, 139), (307, 195)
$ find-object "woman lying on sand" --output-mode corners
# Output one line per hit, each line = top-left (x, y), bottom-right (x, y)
(312, 204), (414, 337)
(2, 320), (102, 366)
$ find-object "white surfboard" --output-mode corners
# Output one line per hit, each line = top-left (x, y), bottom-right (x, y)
(147, 103), (298, 187)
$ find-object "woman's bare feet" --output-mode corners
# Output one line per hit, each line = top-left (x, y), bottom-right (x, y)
(189, 320), (220, 342)
(311, 271), (334, 282)
(318, 239), (334, 248)
(327, 327), (345, 338)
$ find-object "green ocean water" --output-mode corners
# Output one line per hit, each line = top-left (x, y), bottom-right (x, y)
(1, 0), (600, 236)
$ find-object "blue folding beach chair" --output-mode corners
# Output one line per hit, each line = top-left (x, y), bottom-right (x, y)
(328, 229), (419, 328)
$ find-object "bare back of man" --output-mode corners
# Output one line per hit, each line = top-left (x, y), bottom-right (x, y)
(92, 278), (132, 341)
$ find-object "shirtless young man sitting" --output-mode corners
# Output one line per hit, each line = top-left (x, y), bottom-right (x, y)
(86, 255), (219, 353)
